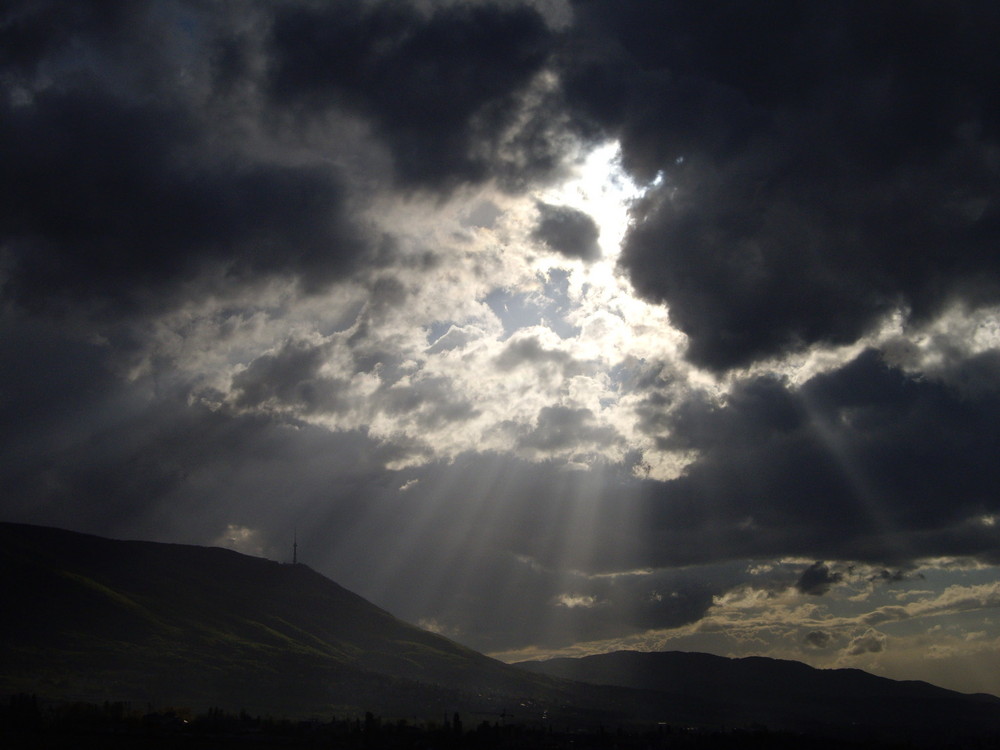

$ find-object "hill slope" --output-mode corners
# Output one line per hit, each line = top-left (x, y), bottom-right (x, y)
(5, 522), (1000, 744)
(0, 522), (564, 716)
(517, 650), (1000, 740)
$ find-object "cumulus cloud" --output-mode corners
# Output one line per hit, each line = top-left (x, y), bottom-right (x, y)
(796, 562), (843, 596)
(805, 630), (832, 649)
(215, 524), (268, 557)
(517, 405), (622, 459)
(230, 339), (347, 415)
(531, 202), (600, 261)
(561, 2), (1000, 371)
(846, 629), (887, 656)
(555, 594), (599, 609)
(495, 334), (587, 375)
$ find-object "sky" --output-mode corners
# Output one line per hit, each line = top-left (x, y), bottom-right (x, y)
(3, 0), (1000, 697)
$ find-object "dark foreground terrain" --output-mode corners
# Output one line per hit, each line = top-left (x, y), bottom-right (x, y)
(518, 650), (1000, 744)
(4, 697), (985, 750)
(3, 522), (1000, 748)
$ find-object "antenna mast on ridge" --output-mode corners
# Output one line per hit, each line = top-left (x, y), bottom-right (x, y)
(293, 528), (298, 565)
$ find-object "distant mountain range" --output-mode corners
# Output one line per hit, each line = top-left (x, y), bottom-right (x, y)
(3, 522), (1000, 745)
(517, 650), (1000, 740)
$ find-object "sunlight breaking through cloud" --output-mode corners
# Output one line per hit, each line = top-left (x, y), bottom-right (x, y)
(5, 0), (1000, 701)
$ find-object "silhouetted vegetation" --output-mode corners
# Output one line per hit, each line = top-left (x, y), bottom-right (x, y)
(6, 694), (986, 749)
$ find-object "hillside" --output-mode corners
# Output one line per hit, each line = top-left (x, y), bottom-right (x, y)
(0, 522), (570, 717)
(517, 650), (1000, 741)
(5, 522), (1000, 745)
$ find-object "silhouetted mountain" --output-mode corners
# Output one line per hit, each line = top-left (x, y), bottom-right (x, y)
(0, 522), (572, 718)
(4, 522), (1000, 746)
(517, 650), (1000, 743)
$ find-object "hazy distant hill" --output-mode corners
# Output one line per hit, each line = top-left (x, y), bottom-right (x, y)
(517, 650), (1000, 740)
(0, 522), (570, 718)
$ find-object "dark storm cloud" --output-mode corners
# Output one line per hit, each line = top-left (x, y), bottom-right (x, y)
(0, 2), (367, 318)
(561, 1), (1000, 370)
(626, 583), (714, 632)
(870, 568), (914, 585)
(804, 630), (833, 650)
(1, 1), (160, 80)
(268, 1), (562, 191)
(795, 562), (842, 596)
(531, 202), (600, 261)
(634, 349), (1000, 568)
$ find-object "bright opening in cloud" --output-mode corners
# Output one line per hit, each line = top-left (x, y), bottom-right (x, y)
(535, 141), (646, 259)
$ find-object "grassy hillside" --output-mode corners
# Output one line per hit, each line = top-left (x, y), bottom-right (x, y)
(0, 522), (564, 717)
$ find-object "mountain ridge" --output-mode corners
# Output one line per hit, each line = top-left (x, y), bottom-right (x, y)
(0, 521), (568, 717)
(4, 521), (1000, 744)
(516, 649), (1000, 739)
(518, 648), (1000, 700)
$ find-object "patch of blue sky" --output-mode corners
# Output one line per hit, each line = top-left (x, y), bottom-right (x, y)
(426, 321), (454, 346)
(484, 288), (579, 342)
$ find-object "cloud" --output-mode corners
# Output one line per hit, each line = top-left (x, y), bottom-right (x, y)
(0, 33), (368, 318)
(495, 334), (584, 374)
(555, 593), (599, 609)
(0, 361), (400, 547)
(426, 325), (483, 354)
(862, 582), (1000, 628)
(268, 1), (562, 191)
(804, 630), (832, 649)
(377, 376), (480, 431)
(517, 405), (622, 459)
(795, 562), (843, 596)
(560, 2), (1000, 371)
(214, 524), (267, 557)
(531, 202), (600, 261)
(846, 629), (887, 656)
(628, 584), (715, 631)
(230, 339), (347, 415)
(636, 349), (1000, 568)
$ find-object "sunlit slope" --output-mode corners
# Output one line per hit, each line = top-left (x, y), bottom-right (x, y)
(518, 650), (1000, 739)
(0, 522), (561, 715)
